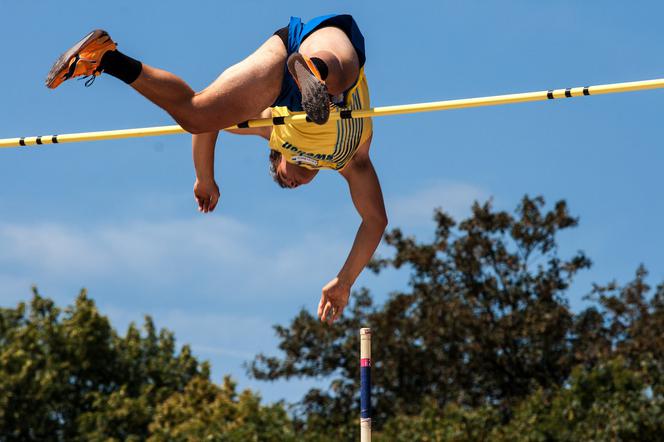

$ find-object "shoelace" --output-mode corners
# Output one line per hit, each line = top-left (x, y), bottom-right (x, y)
(66, 54), (101, 87)
(79, 75), (97, 87)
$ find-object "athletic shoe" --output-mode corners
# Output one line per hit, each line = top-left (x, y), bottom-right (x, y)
(287, 53), (330, 125)
(45, 29), (117, 89)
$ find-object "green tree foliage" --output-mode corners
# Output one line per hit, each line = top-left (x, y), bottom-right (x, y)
(250, 196), (664, 439)
(500, 356), (663, 441)
(0, 289), (293, 441)
(377, 357), (663, 441)
(2, 196), (663, 441)
(575, 266), (664, 386)
(149, 376), (295, 441)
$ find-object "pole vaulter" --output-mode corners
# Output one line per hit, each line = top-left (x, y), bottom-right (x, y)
(4, 17), (664, 329)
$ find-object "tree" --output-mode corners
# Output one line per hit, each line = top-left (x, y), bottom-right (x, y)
(577, 266), (664, 377)
(375, 357), (664, 441)
(4, 195), (663, 440)
(0, 288), (293, 441)
(250, 195), (664, 438)
(499, 356), (664, 442)
(148, 376), (295, 441)
(249, 196), (592, 433)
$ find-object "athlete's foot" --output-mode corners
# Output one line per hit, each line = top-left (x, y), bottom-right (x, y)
(287, 53), (330, 125)
(45, 29), (117, 89)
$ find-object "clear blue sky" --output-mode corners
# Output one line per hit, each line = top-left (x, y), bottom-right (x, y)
(1, 0), (663, 403)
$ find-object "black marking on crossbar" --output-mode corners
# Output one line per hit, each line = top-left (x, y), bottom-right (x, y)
(547, 90), (554, 99)
(565, 88), (572, 98)
(237, 121), (249, 128)
(583, 87), (590, 96)
(52, 136), (59, 144)
(340, 110), (353, 119)
(19, 138), (26, 146)
(273, 116), (285, 125)
(36, 136), (43, 145)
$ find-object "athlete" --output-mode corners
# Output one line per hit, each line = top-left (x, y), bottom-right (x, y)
(45, 14), (387, 325)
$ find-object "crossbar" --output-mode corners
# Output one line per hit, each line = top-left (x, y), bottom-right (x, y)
(1, 78), (662, 149)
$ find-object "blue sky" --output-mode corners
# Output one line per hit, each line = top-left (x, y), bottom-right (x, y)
(1, 1), (663, 403)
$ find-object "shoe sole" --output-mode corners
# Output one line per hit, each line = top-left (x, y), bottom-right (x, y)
(45, 29), (109, 88)
(287, 53), (330, 125)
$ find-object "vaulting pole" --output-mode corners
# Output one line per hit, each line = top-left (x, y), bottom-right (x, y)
(360, 328), (372, 442)
(1, 78), (662, 149)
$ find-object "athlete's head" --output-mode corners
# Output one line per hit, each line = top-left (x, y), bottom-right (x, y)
(269, 150), (318, 189)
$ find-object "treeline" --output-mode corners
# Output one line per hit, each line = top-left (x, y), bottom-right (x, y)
(1, 196), (662, 441)
(0, 291), (292, 441)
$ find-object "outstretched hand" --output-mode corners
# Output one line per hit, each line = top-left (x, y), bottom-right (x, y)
(194, 178), (220, 213)
(318, 277), (351, 325)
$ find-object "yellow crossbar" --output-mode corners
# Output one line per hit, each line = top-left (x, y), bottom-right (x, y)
(1, 78), (662, 149)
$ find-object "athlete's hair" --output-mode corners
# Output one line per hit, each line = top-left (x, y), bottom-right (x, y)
(269, 150), (290, 189)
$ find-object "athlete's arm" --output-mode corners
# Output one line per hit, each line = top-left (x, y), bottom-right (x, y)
(191, 109), (272, 213)
(224, 108), (273, 140)
(318, 136), (388, 324)
(192, 131), (220, 213)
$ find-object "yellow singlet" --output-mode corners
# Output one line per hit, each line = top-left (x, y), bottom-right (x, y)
(268, 68), (373, 171)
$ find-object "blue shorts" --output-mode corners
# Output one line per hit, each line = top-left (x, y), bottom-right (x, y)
(271, 14), (366, 111)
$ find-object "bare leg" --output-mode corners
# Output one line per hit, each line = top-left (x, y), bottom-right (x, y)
(128, 36), (286, 133)
(299, 27), (360, 95)
(118, 27), (358, 134)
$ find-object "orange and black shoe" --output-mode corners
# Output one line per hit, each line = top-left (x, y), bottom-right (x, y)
(287, 53), (330, 125)
(45, 29), (117, 89)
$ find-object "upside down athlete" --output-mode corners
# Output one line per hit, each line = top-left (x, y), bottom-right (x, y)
(46, 14), (387, 325)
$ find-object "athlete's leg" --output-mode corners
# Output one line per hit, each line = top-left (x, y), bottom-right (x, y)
(282, 25), (361, 124)
(299, 26), (360, 96)
(46, 31), (286, 134)
(129, 36), (286, 133)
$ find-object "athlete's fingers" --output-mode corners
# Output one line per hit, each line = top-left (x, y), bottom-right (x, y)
(332, 304), (345, 322)
(317, 294), (326, 318)
(202, 197), (211, 213)
(321, 301), (332, 323)
(196, 196), (204, 212)
(209, 194), (219, 212)
(327, 307), (335, 325)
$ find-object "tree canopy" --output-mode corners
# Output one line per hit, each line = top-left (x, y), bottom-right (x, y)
(0, 289), (293, 441)
(1, 196), (662, 441)
(250, 196), (664, 440)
